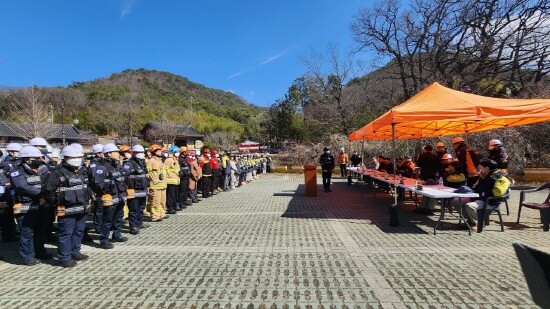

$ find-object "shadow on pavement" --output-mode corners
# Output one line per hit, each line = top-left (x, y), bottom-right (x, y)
(278, 182), (430, 234)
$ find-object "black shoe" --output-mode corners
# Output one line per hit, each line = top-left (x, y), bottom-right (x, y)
(129, 227), (140, 235)
(167, 209), (177, 215)
(23, 258), (41, 266)
(100, 242), (114, 249)
(163, 215), (170, 219)
(192, 199), (199, 203)
(138, 223), (149, 229)
(82, 233), (94, 243)
(36, 253), (53, 260)
(111, 236), (128, 243)
(327, 189), (332, 192)
(184, 200), (192, 206)
(72, 253), (89, 261)
(60, 259), (77, 268)
(179, 205), (187, 209)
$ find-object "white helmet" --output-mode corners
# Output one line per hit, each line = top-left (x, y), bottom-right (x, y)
(50, 149), (61, 158)
(18, 146), (42, 158)
(46, 145), (53, 154)
(62, 145), (83, 158)
(29, 137), (48, 147)
(92, 144), (104, 154)
(131, 145), (145, 153)
(102, 143), (119, 154)
(6, 143), (22, 152)
(489, 139), (502, 146)
(70, 143), (84, 153)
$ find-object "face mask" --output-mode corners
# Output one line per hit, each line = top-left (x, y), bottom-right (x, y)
(206, 154), (211, 158)
(67, 158), (83, 167)
(124, 153), (132, 159)
(30, 159), (42, 168)
(135, 153), (145, 159)
(174, 153), (180, 157)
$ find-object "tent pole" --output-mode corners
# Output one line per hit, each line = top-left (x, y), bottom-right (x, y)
(389, 123), (399, 227)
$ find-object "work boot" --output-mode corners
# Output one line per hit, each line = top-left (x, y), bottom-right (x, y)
(23, 258), (41, 266)
(72, 253), (89, 261)
(184, 200), (192, 206)
(192, 199), (199, 203)
(100, 242), (114, 249)
(129, 227), (140, 235)
(61, 259), (77, 268)
(111, 236), (128, 242)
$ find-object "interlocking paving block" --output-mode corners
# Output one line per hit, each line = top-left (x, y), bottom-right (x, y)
(0, 174), (544, 307)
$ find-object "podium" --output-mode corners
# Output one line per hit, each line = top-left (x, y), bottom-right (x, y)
(303, 165), (318, 197)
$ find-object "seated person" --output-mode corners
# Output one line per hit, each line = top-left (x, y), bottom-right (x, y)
(452, 159), (510, 226)
(366, 157), (379, 170)
(395, 158), (413, 178)
(377, 156), (387, 172)
(382, 157), (395, 174)
(443, 161), (466, 188)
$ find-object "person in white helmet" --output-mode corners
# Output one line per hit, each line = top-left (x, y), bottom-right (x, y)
(9, 146), (50, 265)
(90, 143), (128, 249)
(122, 145), (150, 234)
(0, 143), (22, 242)
(488, 139), (509, 174)
(42, 145), (90, 268)
(88, 144), (104, 233)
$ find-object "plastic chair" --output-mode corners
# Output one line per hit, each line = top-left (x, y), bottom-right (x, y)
(517, 182), (550, 231)
(476, 191), (509, 233)
(513, 242), (550, 309)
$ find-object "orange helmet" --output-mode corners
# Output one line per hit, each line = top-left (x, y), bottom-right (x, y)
(149, 144), (162, 153)
(202, 148), (210, 154)
(179, 146), (188, 153)
(119, 145), (131, 153)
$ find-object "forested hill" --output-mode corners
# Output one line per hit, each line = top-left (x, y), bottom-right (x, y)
(49, 69), (265, 137)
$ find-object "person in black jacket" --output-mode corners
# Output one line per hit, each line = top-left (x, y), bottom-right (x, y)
(488, 139), (509, 173)
(350, 151), (362, 167)
(319, 147), (335, 192)
(416, 145), (440, 181)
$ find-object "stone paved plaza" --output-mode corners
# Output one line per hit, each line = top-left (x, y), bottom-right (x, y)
(1, 174), (548, 308)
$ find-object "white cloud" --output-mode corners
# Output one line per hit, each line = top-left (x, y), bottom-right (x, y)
(120, 0), (136, 19)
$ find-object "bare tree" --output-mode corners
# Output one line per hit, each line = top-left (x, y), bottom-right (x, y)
(205, 131), (240, 151)
(7, 86), (55, 139)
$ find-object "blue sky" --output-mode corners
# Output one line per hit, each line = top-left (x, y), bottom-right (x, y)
(0, 1), (372, 107)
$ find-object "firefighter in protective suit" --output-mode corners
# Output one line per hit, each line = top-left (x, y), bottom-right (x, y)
(91, 143), (128, 249)
(9, 146), (50, 265)
(146, 144), (168, 221)
(42, 145), (90, 268)
(122, 145), (150, 234)
(165, 146), (181, 214)
(178, 146), (192, 208)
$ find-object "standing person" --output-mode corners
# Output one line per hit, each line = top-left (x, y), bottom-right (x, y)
(435, 142), (448, 159)
(88, 144), (104, 233)
(42, 145), (89, 268)
(350, 151), (362, 167)
(165, 146), (181, 214)
(416, 145), (440, 181)
(91, 143), (128, 249)
(187, 151), (202, 203)
(177, 147), (192, 209)
(265, 154), (272, 173)
(0, 143), (21, 242)
(199, 148), (212, 198)
(210, 150), (221, 195)
(10, 146), (50, 265)
(319, 147), (335, 192)
(488, 139), (509, 174)
(122, 145), (150, 235)
(452, 137), (481, 187)
(229, 155), (239, 189)
(222, 151), (231, 191)
(146, 144), (168, 221)
(337, 148), (349, 178)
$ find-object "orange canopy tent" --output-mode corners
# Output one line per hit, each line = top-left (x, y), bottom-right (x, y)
(349, 82), (550, 141)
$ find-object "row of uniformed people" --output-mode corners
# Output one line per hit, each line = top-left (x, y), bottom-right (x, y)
(0, 139), (89, 267)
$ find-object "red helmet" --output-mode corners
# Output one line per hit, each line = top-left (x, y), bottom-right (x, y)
(203, 148), (210, 154)
(211, 149), (218, 155)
